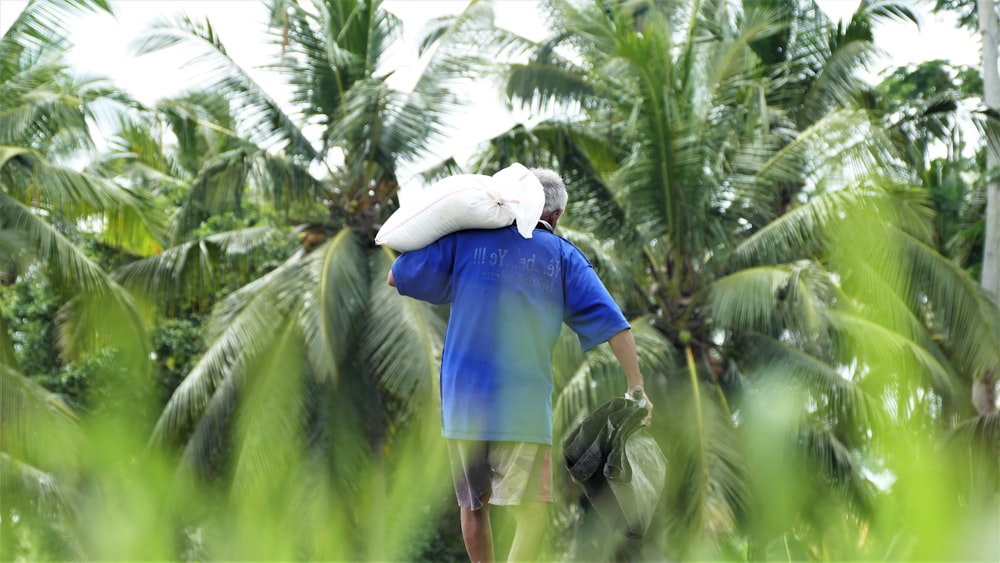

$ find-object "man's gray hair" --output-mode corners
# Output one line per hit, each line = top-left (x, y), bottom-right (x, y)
(531, 168), (568, 215)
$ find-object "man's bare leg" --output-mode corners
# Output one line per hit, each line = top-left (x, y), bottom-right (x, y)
(461, 500), (494, 563)
(507, 501), (547, 562)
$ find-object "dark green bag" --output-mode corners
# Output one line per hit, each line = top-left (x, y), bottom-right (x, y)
(562, 392), (666, 538)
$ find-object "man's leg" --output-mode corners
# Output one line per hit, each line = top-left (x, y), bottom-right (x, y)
(448, 440), (494, 563)
(461, 494), (494, 563)
(507, 501), (547, 562)
(489, 444), (552, 562)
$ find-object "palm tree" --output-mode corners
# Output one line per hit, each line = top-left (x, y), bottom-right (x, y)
(0, 0), (159, 354)
(0, 0), (166, 558)
(455, 0), (998, 558)
(100, 0), (491, 558)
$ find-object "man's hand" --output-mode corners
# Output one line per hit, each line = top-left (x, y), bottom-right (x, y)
(627, 385), (653, 425)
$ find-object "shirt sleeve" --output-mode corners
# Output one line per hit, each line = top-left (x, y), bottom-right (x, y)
(391, 235), (457, 305)
(562, 246), (630, 351)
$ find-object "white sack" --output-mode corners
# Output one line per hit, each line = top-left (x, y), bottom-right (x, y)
(374, 163), (545, 252)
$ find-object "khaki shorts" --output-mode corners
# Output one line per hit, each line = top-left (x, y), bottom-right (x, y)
(446, 440), (552, 510)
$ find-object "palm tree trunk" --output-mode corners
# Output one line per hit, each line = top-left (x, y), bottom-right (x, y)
(975, 0), (1000, 418)
(978, 0), (1000, 299)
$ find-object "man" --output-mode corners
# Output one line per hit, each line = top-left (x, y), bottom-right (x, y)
(388, 168), (652, 562)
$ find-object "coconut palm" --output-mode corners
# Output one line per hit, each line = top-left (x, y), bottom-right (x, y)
(126, 0), (451, 430)
(872, 58), (999, 522)
(100, 0), (504, 558)
(451, 0), (998, 558)
(0, 0), (159, 357)
(0, 0), (168, 558)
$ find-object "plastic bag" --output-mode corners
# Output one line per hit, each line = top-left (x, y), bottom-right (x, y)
(562, 391), (666, 538)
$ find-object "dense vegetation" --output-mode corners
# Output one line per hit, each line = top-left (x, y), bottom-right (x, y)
(2, 0), (997, 560)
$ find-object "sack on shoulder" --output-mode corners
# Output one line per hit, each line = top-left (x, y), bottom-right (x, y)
(374, 163), (544, 252)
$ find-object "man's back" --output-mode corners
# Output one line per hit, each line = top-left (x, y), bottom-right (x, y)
(392, 224), (629, 444)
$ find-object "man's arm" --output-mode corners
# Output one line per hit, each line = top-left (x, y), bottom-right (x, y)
(608, 329), (653, 418)
(387, 268), (396, 287)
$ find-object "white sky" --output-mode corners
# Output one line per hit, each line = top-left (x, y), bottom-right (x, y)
(0, 0), (983, 179)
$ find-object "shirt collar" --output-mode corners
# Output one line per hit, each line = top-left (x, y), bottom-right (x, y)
(536, 219), (554, 233)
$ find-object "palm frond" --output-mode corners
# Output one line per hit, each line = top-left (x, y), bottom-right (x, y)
(154, 99), (325, 242)
(272, 1), (360, 122)
(0, 451), (75, 518)
(857, 0), (920, 26)
(130, 14), (318, 158)
(114, 226), (283, 310)
(169, 149), (250, 243)
(209, 224), (283, 253)
(254, 150), (331, 211)
(797, 424), (878, 516)
(556, 225), (636, 299)
(361, 247), (444, 403)
(178, 364), (241, 481)
(879, 227), (1000, 380)
(795, 31), (873, 128)
(826, 310), (958, 394)
(0, 307), (18, 369)
(742, 110), (898, 215)
(151, 251), (306, 446)
(700, 7), (786, 105)
(0, 364), (79, 466)
(827, 201), (1000, 385)
(837, 258), (955, 371)
(415, 0), (540, 125)
(0, 146), (165, 256)
(0, 193), (150, 363)
(418, 0), (530, 59)
(2, 47), (132, 164)
(274, 0), (443, 170)
(729, 181), (913, 268)
(506, 59), (597, 115)
(0, 0), (112, 55)
(663, 380), (747, 552)
(0, 94), (42, 148)
(304, 228), (370, 383)
(0, 55), (79, 147)
(948, 411), (1000, 449)
(710, 262), (832, 337)
(378, 86), (457, 170)
(229, 318), (307, 496)
(738, 334), (883, 433)
(152, 92), (242, 175)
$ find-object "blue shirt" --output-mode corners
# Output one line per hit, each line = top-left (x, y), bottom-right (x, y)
(391, 225), (630, 444)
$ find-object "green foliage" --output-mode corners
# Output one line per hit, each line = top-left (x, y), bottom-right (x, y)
(880, 59), (982, 101)
(875, 58), (987, 275)
(152, 317), (203, 405)
(932, 0), (979, 30)
(3, 0), (999, 561)
(0, 271), (155, 418)
(459, 0), (1000, 559)
(0, 273), (62, 380)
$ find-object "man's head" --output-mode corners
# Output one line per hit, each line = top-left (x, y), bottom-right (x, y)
(531, 168), (567, 227)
